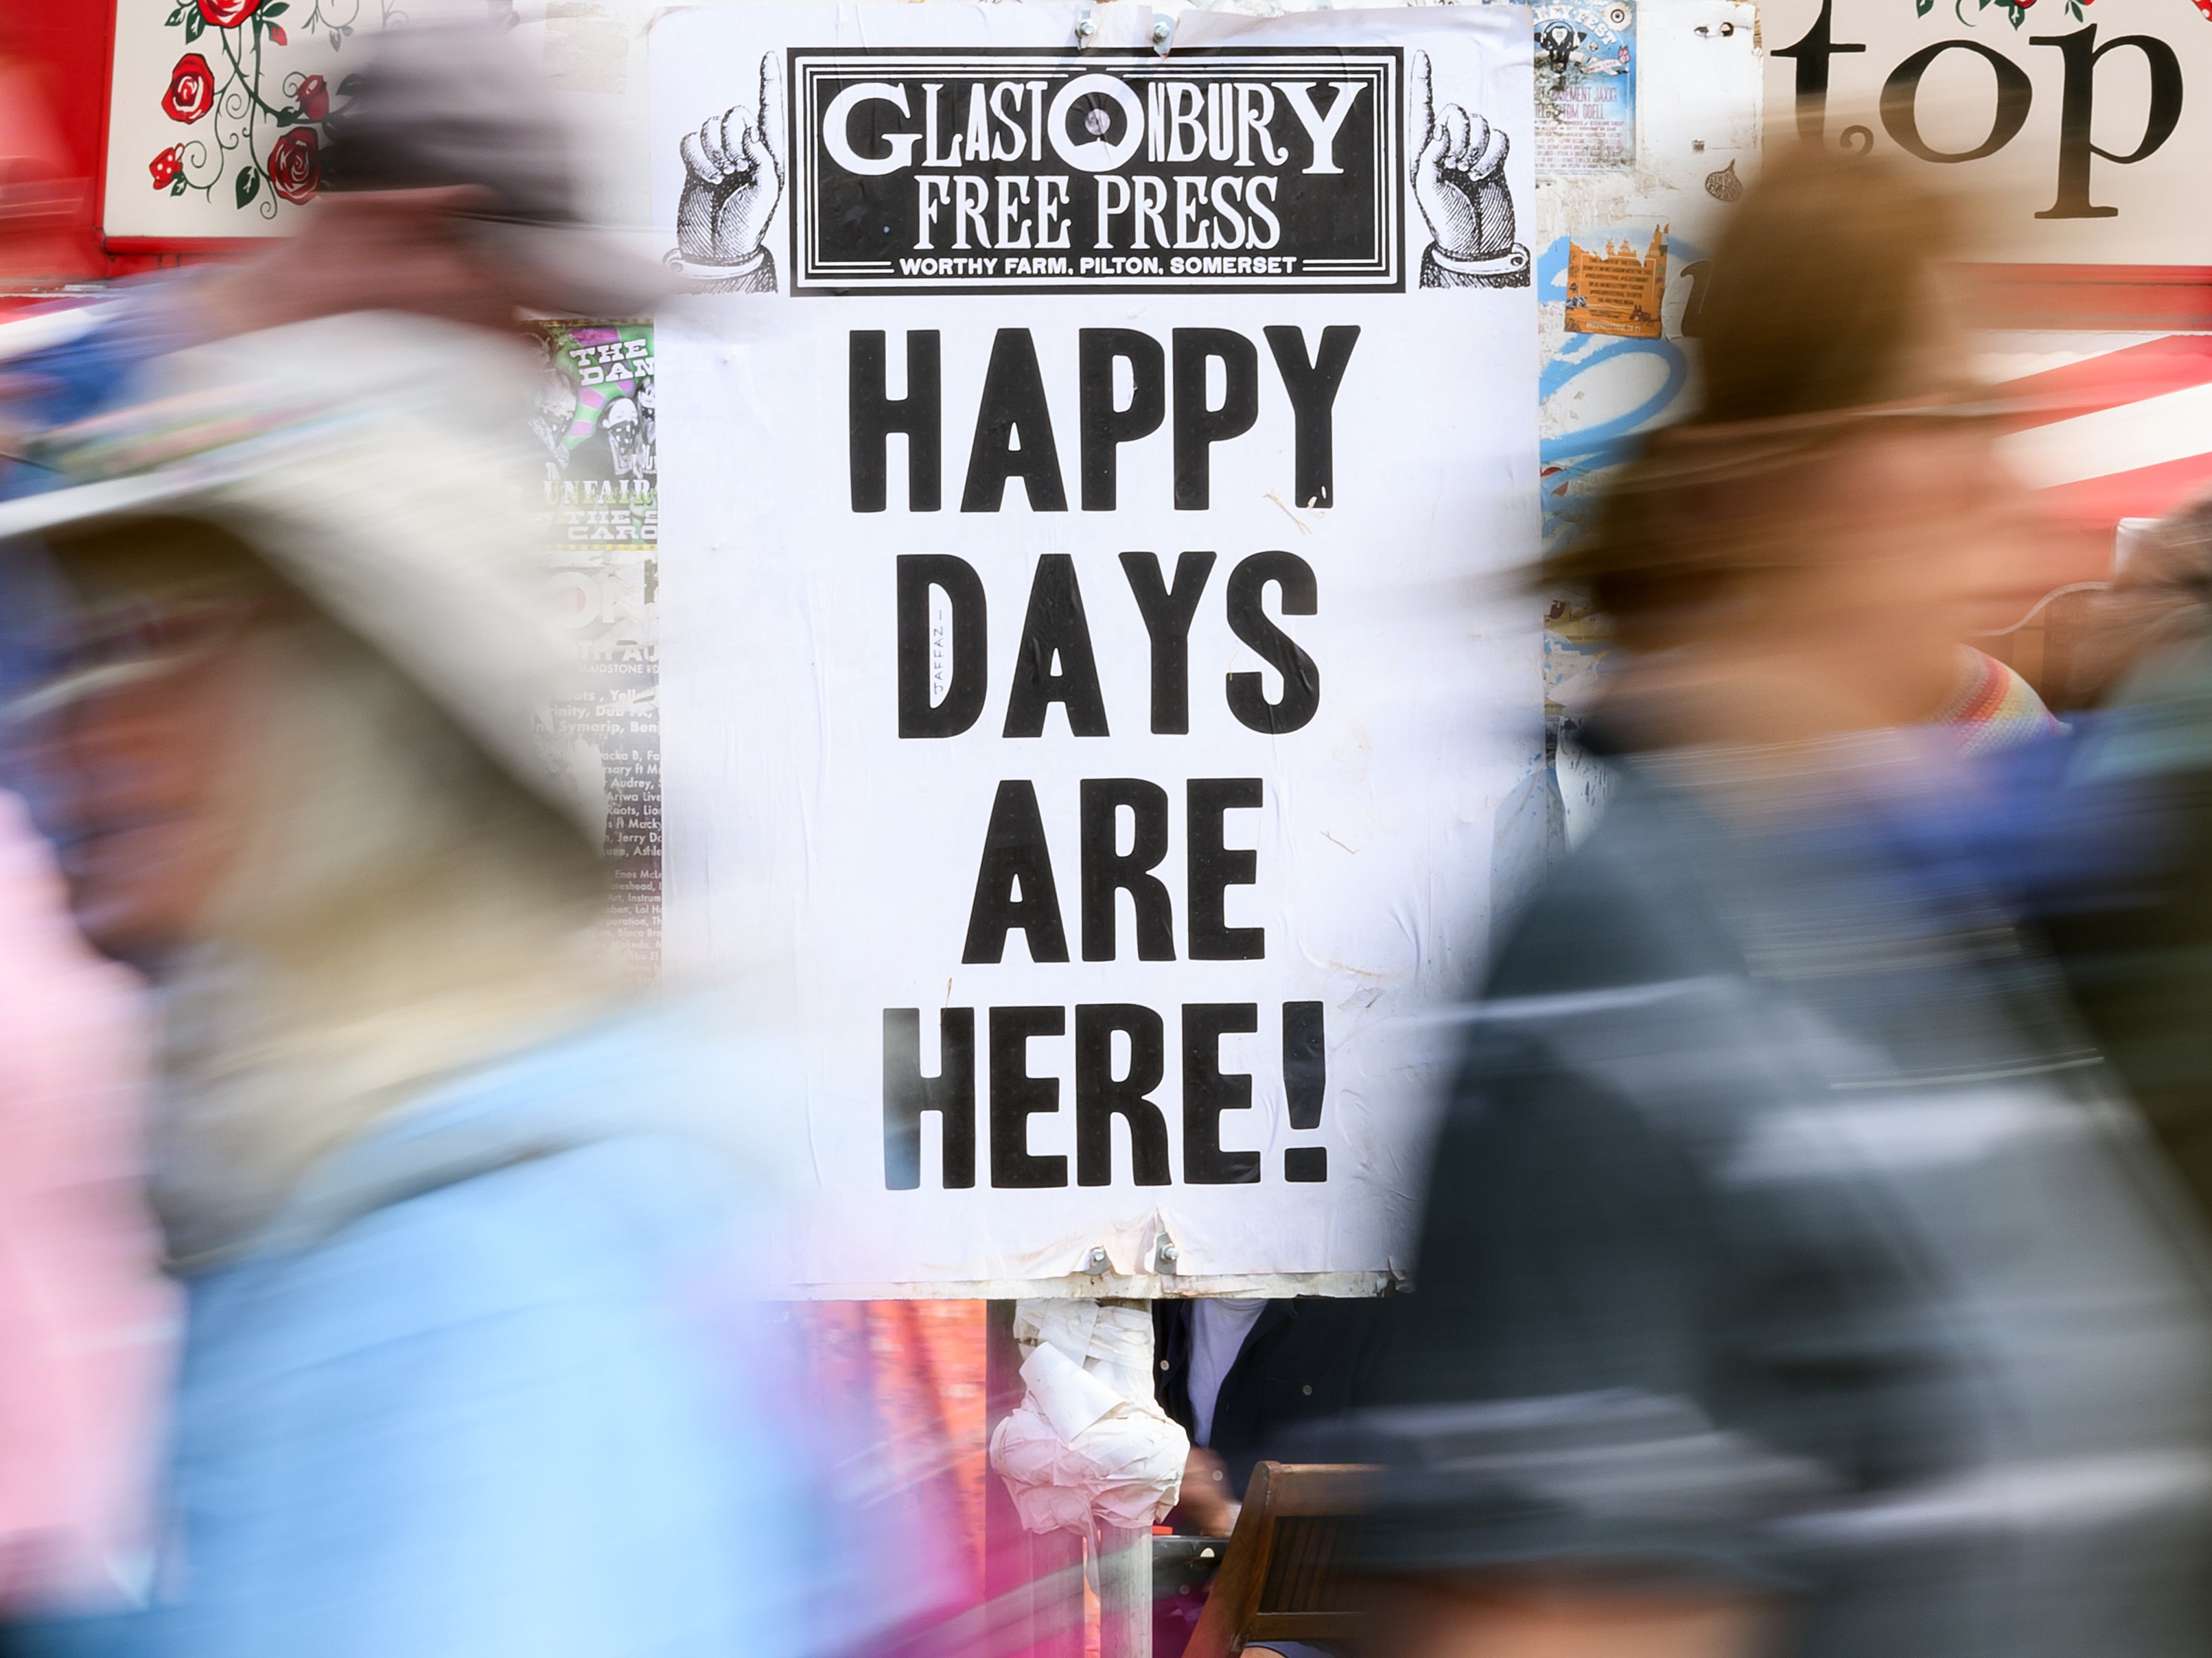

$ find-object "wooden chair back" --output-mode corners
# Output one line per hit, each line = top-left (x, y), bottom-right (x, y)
(1182, 1462), (1377, 1658)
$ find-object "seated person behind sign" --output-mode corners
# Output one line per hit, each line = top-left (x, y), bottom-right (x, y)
(1152, 1297), (1388, 1658)
(1155, 1296), (1388, 1530)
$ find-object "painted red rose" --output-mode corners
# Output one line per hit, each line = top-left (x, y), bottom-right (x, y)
(194, 0), (259, 27)
(161, 53), (216, 124)
(148, 147), (183, 190)
(294, 74), (329, 121)
(266, 128), (320, 205)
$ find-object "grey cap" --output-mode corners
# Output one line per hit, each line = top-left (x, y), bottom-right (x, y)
(321, 14), (668, 317)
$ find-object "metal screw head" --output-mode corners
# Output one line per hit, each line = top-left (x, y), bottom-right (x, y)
(1150, 16), (1174, 43)
(1156, 1240), (1180, 1266)
(1085, 1246), (1110, 1272)
(1075, 14), (1097, 36)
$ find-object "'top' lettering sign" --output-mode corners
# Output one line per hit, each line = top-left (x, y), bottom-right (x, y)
(1760, 0), (2212, 263)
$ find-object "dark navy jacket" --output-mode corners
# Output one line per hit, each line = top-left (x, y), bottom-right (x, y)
(1153, 1296), (1389, 1499)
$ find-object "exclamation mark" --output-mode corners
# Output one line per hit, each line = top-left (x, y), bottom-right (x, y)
(1283, 1001), (1327, 1183)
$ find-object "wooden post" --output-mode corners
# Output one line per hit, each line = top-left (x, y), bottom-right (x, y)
(1097, 1523), (1152, 1658)
(1097, 1297), (1156, 1658)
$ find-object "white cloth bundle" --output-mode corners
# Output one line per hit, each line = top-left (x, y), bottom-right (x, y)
(988, 1300), (1189, 1537)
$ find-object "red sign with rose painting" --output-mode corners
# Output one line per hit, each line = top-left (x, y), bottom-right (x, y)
(104, 0), (392, 242)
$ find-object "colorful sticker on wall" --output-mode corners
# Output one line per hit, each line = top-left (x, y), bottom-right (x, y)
(530, 321), (662, 981)
(531, 322), (657, 550)
(1565, 226), (1666, 338)
(1534, 0), (1636, 173)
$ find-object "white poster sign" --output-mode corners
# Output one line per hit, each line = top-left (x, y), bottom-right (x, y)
(653, 2), (1540, 1296)
(1760, 0), (2212, 264)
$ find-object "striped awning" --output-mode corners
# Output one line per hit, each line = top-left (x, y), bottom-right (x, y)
(1994, 331), (2212, 535)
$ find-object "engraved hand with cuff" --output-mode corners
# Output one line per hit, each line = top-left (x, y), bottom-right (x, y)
(676, 51), (785, 287)
(1410, 49), (1528, 289)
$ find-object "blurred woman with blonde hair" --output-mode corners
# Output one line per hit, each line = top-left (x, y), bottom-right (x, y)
(1355, 147), (2212, 1658)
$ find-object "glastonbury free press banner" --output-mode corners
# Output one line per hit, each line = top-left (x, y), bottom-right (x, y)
(786, 45), (1402, 293)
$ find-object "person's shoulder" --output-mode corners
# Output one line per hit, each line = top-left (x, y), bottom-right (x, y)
(193, 1124), (738, 1386)
(231, 1000), (796, 1280)
(1483, 775), (1741, 1004)
(389, 996), (798, 1147)
(1445, 777), (1788, 1155)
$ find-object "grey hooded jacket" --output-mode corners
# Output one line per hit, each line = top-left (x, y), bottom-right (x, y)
(1360, 748), (2212, 1658)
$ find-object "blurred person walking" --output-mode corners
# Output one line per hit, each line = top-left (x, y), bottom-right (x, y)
(5, 491), (815, 1658)
(0, 19), (900, 1658)
(1354, 148), (2212, 1658)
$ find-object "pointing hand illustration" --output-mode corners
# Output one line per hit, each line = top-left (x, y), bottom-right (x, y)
(677, 51), (786, 267)
(1410, 49), (1516, 266)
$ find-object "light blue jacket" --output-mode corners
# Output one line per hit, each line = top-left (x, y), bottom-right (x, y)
(128, 1009), (823, 1658)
